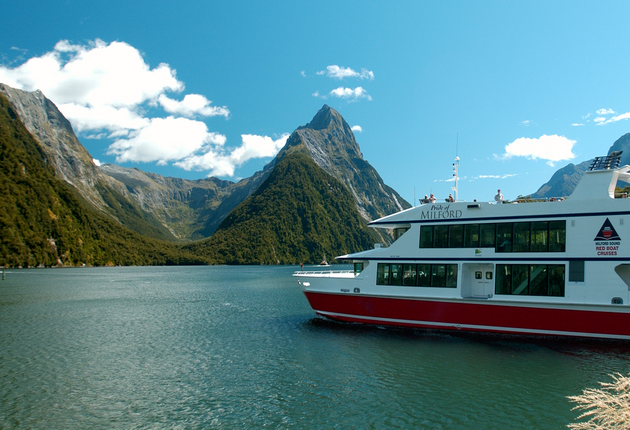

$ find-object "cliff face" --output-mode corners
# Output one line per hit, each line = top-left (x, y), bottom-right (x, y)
(0, 84), (107, 210)
(282, 105), (411, 221)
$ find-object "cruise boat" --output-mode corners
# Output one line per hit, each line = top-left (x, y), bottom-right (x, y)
(294, 152), (630, 340)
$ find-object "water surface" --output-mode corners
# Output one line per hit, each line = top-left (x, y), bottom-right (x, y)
(1, 266), (629, 428)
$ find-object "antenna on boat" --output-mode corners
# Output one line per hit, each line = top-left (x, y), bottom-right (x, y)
(452, 134), (459, 202)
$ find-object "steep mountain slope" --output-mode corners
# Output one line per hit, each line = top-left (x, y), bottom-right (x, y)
(282, 105), (411, 221)
(184, 149), (379, 264)
(0, 92), (207, 267)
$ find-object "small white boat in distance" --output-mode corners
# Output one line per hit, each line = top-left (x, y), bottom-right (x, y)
(295, 152), (630, 340)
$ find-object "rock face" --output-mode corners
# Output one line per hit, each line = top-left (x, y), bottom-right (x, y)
(281, 105), (410, 221)
(0, 84), (107, 209)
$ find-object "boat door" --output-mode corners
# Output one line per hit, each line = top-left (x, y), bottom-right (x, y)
(462, 263), (495, 298)
(472, 264), (494, 298)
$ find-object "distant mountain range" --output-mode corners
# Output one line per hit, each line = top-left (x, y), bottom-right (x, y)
(0, 83), (409, 266)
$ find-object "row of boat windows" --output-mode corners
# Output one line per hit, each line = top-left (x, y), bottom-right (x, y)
(496, 264), (565, 297)
(377, 263), (458, 288)
(376, 263), (566, 297)
(419, 221), (566, 253)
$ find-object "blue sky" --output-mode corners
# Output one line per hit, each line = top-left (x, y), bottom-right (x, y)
(2, 1), (630, 204)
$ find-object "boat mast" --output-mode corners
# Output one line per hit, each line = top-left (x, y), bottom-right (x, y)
(452, 134), (459, 202)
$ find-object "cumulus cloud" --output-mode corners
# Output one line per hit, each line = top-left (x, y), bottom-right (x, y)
(502, 135), (576, 166)
(107, 116), (226, 164)
(174, 133), (289, 177)
(158, 94), (229, 118)
(319, 65), (374, 80)
(351, 125), (363, 133)
(329, 86), (371, 101)
(0, 39), (289, 177)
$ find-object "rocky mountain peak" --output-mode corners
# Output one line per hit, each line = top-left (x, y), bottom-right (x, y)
(280, 105), (410, 222)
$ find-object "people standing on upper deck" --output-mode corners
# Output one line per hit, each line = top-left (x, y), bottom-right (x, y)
(495, 189), (504, 204)
(446, 194), (454, 202)
(429, 193), (436, 203)
(420, 195), (430, 204)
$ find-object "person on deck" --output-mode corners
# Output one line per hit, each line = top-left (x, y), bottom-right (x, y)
(429, 193), (436, 203)
(446, 194), (454, 202)
(495, 189), (504, 204)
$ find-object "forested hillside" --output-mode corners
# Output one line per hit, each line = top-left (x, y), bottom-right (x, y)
(185, 148), (379, 264)
(0, 93), (207, 267)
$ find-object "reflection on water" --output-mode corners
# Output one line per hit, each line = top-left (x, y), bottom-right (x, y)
(1, 266), (630, 429)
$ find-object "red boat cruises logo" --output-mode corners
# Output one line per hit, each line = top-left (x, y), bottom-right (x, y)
(594, 218), (621, 256)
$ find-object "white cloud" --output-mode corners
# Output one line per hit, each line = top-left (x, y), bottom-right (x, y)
(351, 125), (363, 133)
(158, 94), (229, 118)
(571, 123), (584, 126)
(93, 158), (101, 166)
(596, 108), (615, 115)
(329, 86), (371, 101)
(503, 135), (576, 166)
(174, 133), (289, 177)
(320, 65), (374, 80)
(0, 39), (292, 177)
(107, 116), (226, 164)
(596, 112), (630, 126)
(521, 120), (531, 126)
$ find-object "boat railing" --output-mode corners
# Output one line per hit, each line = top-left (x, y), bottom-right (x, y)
(294, 270), (354, 276)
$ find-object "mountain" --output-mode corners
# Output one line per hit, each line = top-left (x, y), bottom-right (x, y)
(1, 84), (411, 266)
(184, 149), (379, 264)
(282, 105), (411, 221)
(0, 91), (207, 267)
(530, 133), (630, 198)
(0, 84), (263, 241)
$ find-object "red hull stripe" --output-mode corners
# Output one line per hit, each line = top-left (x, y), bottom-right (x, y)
(304, 292), (630, 340)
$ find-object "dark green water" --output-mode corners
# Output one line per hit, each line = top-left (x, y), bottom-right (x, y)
(1, 266), (630, 429)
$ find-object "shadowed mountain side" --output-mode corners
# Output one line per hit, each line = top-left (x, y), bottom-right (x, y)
(184, 150), (379, 265)
(0, 92), (207, 267)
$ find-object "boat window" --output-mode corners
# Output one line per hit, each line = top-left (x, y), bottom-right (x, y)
(448, 225), (464, 248)
(549, 221), (566, 252)
(419, 226), (433, 248)
(480, 224), (496, 247)
(376, 263), (456, 288)
(431, 265), (447, 287)
(495, 264), (565, 297)
(496, 223), (513, 253)
(403, 264), (417, 286)
(446, 264), (458, 288)
(390, 264), (403, 286)
(377, 264), (389, 285)
(417, 264), (431, 286)
(529, 265), (548, 295)
(354, 262), (364, 275)
(531, 222), (548, 252)
(394, 227), (410, 241)
(568, 260), (585, 282)
(419, 221), (565, 253)
(512, 265), (529, 294)
(434, 225), (449, 248)
(464, 224), (480, 247)
(496, 265), (512, 295)
(475, 271), (482, 280)
(513, 222), (530, 252)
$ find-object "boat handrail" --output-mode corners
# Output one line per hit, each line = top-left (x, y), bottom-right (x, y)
(294, 270), (353, 276)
